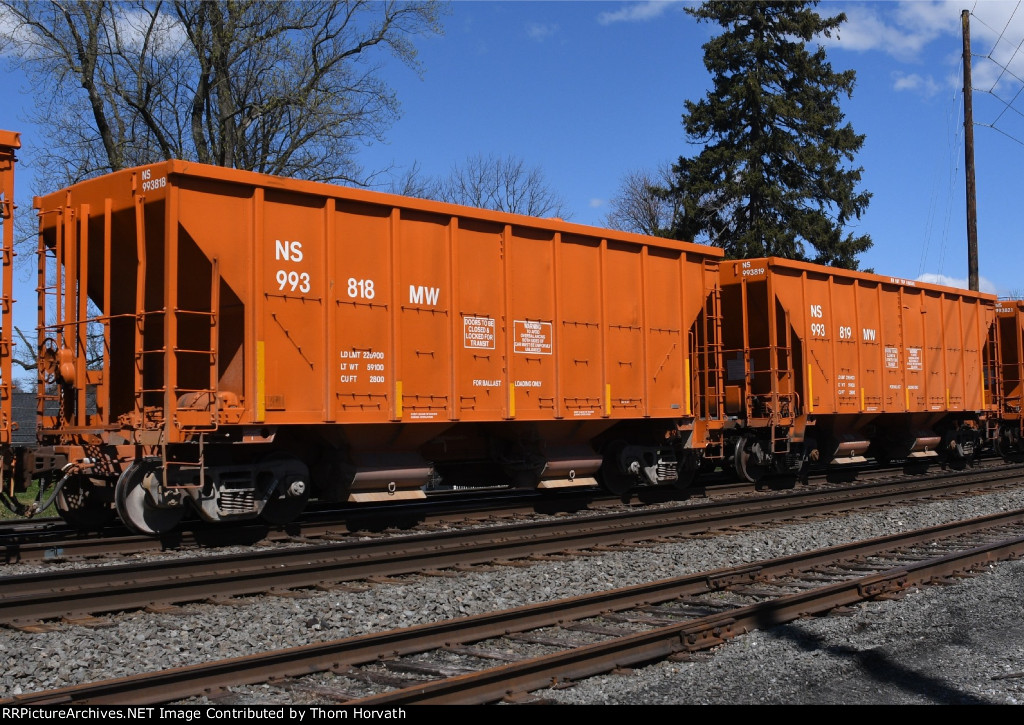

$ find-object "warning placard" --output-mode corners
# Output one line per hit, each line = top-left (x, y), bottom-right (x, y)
(464, 316), (495, 349)
(514, 320), (552, 355)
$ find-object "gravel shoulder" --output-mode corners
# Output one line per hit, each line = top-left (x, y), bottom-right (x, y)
(3, 487), (1024, 705)
(542, 558), (1024, 705)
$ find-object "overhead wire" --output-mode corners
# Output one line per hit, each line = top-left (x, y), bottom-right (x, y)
(936, 92), (963, 283)
(919, 56), (965, 282)
(969, 2), (1024, 146)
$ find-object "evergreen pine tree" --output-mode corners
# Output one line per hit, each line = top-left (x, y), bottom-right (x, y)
(671, 1), (872, 268)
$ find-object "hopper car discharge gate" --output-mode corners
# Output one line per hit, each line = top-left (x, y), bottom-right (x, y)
(16, 158), (727, 534)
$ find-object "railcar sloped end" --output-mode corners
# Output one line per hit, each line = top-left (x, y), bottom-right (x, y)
(995, 300), (1024, 462)
(0, 131), (20, 515)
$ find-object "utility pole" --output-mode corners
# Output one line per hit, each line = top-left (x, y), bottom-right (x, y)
(962, 9), (979, 292)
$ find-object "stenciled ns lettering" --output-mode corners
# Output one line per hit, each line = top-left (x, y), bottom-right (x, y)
(140, 167), (166, 192)
(274, 239), (311, 293)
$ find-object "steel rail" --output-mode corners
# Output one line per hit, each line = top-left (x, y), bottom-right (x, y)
(5, 507), (1024, 706)
(0, 488), (608, 563)
(352, 523), (1024, 705)
(0, 468), (1021, 625)
(1, 459), (1015, 564)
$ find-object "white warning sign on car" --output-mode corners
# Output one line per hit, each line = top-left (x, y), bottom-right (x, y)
(514, 320), (552, 355)
(464, 316), (496, 350)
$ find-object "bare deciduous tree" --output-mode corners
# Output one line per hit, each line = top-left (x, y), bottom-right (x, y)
(386, 160), (442, 199)
(0, 0), (444, 188)
(431, 153), (571, 219)
(603, 165), (678, 237)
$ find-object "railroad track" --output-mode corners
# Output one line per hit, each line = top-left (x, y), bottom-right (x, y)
(0, 458), (1011, 565)
(6, 507), (1024, 705)
(0, 485), (694, 564)
(1, 465), (1021, 627)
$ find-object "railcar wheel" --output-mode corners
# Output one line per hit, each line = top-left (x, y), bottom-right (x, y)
(998, 449), (1024, 464)
(56, 475), (117, 529)
(261, 489), (309, 525)
(115, 461), (185, 535)
(598, 440), (637, 496)
(944, 453), (968, 471)
(259, 455), (311, 525)
(734, 434), (769, 484)
(670, 453), (700, 491)
(995, 429), (1024, 463)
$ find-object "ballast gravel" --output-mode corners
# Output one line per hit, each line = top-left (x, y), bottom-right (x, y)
(3, 487), (1024, 705)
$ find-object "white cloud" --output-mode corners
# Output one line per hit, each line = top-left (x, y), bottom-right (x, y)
(917, 272), (998, 295)
(0, 7), (38, 58)
(830, 1), (1024, 81)
(589, 198), (604, 209)
(113, 5), (188, 56)
(890, 0), (963, 40)
(526, 22), (559, 42)
(939, 1), (1024, 94)
(822, 2), (1024, 99)
(823, 2), (958, 61)
(0, 5), (187, 60)
(597, 1), (678, 26)
(892, 71), (941, 96)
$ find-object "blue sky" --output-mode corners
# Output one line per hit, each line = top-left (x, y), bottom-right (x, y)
(2, 0), (1023, 329)
(354, 0), (1024, 298)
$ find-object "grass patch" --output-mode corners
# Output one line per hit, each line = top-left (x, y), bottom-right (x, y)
(0, 480), (58, 520)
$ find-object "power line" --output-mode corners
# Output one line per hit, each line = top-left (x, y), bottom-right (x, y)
(919, 61), (965, 281)
(974, 121), (1024, 147)
(968, 3), (1024, 147)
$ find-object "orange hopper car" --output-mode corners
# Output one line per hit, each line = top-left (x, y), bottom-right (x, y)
(715, 257), (999, 481)
(25, 159), (725, 533)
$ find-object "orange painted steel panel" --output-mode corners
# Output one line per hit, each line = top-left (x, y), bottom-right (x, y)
(452, 220), (505, 420)
(555, 236), (604, 418)
(602, 241), (645, 415)
(0, 130), (18, 452)
(261, 189), (327, 420)
(394, 211), (452, 422)
(506, 229), (556, 418)
(32, 160), (724, 450)
(333, 201), (394, 422)
(719, 257), (997, 420)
